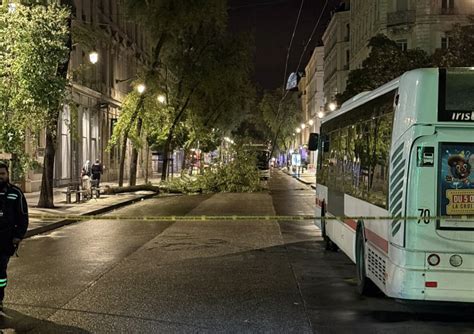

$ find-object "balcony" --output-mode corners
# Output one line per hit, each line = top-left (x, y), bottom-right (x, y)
(387, 10), (415, 27)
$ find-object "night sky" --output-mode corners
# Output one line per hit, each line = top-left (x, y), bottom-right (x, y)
(228, 0), (341, 91)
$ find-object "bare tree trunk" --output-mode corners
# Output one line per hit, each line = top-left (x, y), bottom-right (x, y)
(118, 98), (143, 186)
(37, 128), (56, 208)
(118, 136), (127, 187)
(37, 0), (75, 208)
(145, 142), (149, 184)
(129, 117), (143, 186)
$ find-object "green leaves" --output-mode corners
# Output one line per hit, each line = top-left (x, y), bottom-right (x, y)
(0, 3), (70, 176)
(432, 18), (474, 67)
(338, 34), (431, 104)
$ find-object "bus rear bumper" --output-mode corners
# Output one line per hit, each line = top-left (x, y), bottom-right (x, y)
(386, 265), (474, 303)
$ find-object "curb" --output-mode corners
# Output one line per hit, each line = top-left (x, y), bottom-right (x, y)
(25, 192), (158, 238)
(281, 169), (316, 188)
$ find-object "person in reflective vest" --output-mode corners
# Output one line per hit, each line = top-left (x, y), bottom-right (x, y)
(0, 162), (28, 312)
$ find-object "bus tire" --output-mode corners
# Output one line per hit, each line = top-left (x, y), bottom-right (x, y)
(321, 204), (338, 252)
(355, 224), (378, 296)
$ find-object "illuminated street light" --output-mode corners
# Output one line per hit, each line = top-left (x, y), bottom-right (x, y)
(318, 111), (324, 119)
(296, 128), (301, 133)
(136, 84), (146, 94)
(308, 119), (314, 126)
(329, 102), (337, 112)
(157, 94), (166, 104)
(8, 2), (16, 13)
(88, 51), (99, 64)
(301, 123), (306, 129)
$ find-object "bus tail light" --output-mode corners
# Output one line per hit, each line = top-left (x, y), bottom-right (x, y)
(427, 254), (440, 266)
(425, 281), (438, 288)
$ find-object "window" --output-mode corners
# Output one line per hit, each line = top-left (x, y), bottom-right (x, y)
(441, 36), (449, 49)
(442, 0), (455, 9)
(345, 23), (350, 41)
(345, 50), (350, 68)
(396, 39), (408, 51)
(396, 0), (409, 11)
(441, 0), (455, 13)
(318, 91), (396, 208)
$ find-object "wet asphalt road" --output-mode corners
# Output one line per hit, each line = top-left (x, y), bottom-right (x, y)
(1, 169), (473, 333)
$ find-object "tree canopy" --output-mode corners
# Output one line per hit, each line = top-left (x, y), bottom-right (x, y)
(337, 34), (431, 104)
(0, 3), (70, 177)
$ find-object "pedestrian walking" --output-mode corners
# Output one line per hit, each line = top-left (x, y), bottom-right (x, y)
(91, 159), (104, 187)
(0, 162), (28, 312)
(81, 160), (91, 178)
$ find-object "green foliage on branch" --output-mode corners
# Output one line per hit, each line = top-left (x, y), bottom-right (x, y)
(0, 3), (70, 176)
(258, 89), (302, 153)
(432, 17), (474, 67)
(337, 34), (431, 104)
(162, 148), (262, 194)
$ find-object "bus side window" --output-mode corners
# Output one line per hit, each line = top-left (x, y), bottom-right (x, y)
(321, 135), (330, 152)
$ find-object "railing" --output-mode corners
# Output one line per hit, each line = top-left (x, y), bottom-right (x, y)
(387, 10), (415, 27)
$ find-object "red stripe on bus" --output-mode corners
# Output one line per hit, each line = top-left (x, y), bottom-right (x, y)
(343, 219), (389, 254)
(344, 219), (357, 231)
(365, 228), (389, 254)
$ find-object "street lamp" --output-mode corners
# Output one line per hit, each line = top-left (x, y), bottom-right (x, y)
(7, 2), (16, 13)
(136, 83), (146, 94)
(308, 119), (314, 126)
(88, 51), (99, 64)
(318, 111), (324, 119)
(301, 123), (306, 129)
(157, 94), (166, 104)
(296, 128), (301, 133)
(329, 102), (337, 112)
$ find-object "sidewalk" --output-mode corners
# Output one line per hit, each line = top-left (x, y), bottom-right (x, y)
(24, 177), (164, 238)
(280, 167), (316, 189)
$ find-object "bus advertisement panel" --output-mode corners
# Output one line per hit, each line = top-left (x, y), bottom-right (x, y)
(439, 143), (474, 228)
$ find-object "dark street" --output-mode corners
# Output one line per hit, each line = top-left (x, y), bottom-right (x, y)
(0, 170), (472, 333)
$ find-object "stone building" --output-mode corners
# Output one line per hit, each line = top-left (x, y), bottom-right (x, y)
(321, 0), (474, 109)
(24, 0), (152, 191)
(322, 3), (350, 107)
(297, 46), (324, 168)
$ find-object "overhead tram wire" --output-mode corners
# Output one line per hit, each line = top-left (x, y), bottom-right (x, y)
(282, 0), (305, 95)
(269, 0), (330, 159)
(267, 0), (305, 159)
(295, 0), (329, 72)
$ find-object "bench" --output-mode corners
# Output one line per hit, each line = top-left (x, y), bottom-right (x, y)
(62, 188), (89, 203)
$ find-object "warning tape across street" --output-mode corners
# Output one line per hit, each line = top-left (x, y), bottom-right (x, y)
(28, 214), (474, 222)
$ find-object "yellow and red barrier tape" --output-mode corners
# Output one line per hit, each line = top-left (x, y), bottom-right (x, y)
(28, 214), (474, 222)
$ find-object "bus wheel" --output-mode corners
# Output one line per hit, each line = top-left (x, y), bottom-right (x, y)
(321, 215), (338, 252)
(355, 225), (378, 295)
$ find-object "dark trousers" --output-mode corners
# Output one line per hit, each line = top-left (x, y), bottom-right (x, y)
(0, 254), (10, 302)
(91, 174), (101, 187)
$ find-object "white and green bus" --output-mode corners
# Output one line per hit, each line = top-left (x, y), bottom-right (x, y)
(315, 68), (474, 303)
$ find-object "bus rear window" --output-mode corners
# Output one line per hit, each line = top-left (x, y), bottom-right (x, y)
(439, 68), (474, 121)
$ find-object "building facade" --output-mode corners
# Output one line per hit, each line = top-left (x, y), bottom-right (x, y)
(320, 0), (474, 112)
(24, 0), (152, 191)
(298, 46), (324, 168)
(322, 4), (350, 107)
